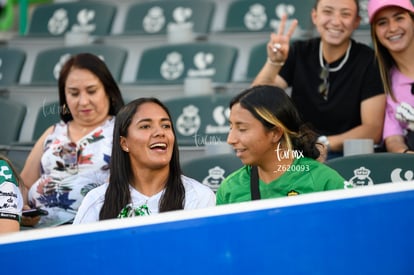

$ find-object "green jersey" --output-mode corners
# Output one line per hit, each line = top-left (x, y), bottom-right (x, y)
(216, 157), (347, 205)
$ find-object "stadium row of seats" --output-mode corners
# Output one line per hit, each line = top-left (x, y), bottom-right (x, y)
(3, 0), (373, 85)
(0, 0), (374, 173)
(0, 91), (236, 168)
(6, 0), (372, 84)
(3, 92), (234, 146)
(18, 0), (372, 37)
(21, 0), (315, 37)
(0, 41), (265, 87)
(1, 0), (373, 105)
(0, 41), (252, 142)
(0, 94), (232, 147)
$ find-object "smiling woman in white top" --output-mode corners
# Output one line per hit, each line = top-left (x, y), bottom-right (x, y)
(74, 98), (215, 224)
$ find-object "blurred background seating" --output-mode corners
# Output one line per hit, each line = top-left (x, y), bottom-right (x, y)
(0, 98), (26, 153)
(104, 0), (217, 86)
(326, 153), (414, 186)
(8, 1), (118, 85)
(0, 47), (25, 92)
(0, 0), (376, 169)
(30, 44), (127, 85)
(26, 1), (116, 37)
(122, 0), (215, 37)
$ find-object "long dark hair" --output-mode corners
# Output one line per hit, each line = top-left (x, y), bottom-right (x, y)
(231, 85), (320, 159)
(99, 98), (185, 220)
(58, 53), (124, 122)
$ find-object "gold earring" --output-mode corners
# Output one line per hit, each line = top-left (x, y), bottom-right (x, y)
(61, 104), (71, 115)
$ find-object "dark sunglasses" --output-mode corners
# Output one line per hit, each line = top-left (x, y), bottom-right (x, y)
(318, 66), (329, 100)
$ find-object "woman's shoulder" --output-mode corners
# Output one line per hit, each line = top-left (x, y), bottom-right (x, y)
(296, 157), (345, 178)
(181, 175), (213, 194)
(94, 116), (115, 134)
(49, 120), (66, 133)
(351, 39), (376, 58)
(296, 157), (338, 172)
(224, 165), (249, 181)
(81, 117), (115, 145)
(73, 183), (108, 224)
(181, 175), (216, 207)
(104, 116), (116, 126)
(219, 165), (250, 190)
(42, 121), (67, 143)
(291, 37), (320, 53)
(82, 183), (108, 204)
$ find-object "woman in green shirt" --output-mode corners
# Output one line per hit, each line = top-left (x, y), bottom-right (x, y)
(216, 85), (349, 205)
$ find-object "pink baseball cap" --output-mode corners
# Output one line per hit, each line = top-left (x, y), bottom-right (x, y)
(368, 0), (414, 22)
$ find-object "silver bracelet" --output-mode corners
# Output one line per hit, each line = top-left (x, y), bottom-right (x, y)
(267, 57), (285, 67)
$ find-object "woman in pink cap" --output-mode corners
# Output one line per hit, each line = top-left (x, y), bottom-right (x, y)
(368, 0), (414, 153)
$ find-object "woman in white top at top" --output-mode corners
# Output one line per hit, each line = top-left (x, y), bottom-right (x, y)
(74, 98), (215, 224)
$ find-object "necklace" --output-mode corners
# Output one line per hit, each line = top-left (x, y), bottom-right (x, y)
(319, 41), (352, 72)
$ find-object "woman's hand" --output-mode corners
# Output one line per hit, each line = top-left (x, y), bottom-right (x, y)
(316, 143), (328, 163)
(20, 205), (41, 227)
(267, 14), (298, 65)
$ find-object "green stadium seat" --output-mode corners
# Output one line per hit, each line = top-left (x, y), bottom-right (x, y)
(122, 0), (215, 36)
(0, 48), (26, 88)
(0, 98), (26, 146)
(4, 101), (61, 171)
(31, 44), (127, 85)
(32, 101), (61, 141)
(27, 1), (116, 37)
(223, 0), (313, 37)
(326, 153), (414, 187)
(135, 42), (238, 85)
(245, 41), (267, 82)
(164, 94), (233, 147)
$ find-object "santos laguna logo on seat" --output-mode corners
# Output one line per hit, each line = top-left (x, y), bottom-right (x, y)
(176, 104), (229, 136)
(175, 102), (230, 147)
(347, 166), (414, 187)
(205, 105), (230, 134)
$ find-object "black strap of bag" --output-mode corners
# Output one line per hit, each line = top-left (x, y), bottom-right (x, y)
(250, 166), (261, 200)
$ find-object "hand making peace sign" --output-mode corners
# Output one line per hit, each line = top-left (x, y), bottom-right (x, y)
(267, 14), (298, 65)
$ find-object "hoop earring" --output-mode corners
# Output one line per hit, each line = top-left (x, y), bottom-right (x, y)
(61, 104), (71, 115)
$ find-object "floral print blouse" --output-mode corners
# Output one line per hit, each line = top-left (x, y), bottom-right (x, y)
(28, 117), (114, 213)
